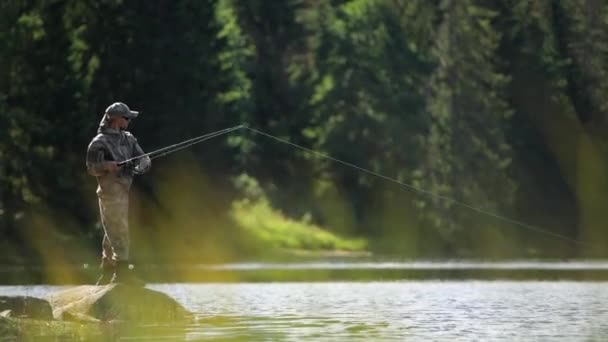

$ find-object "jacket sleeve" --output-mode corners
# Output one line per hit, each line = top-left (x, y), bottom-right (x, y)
(130, 134), (151, 174)
(86, 141), (108, 176)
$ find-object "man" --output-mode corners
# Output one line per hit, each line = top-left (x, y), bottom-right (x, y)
(86, 102), (151, 285)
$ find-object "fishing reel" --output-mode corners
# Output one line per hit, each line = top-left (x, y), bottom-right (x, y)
(133, 156), (151, 174)
(119, 157), (151, 175)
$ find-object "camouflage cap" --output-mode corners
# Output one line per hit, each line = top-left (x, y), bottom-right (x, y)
(105, 102), (139, 118)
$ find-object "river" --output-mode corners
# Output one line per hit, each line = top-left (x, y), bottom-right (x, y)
(2, 261), (608, 341)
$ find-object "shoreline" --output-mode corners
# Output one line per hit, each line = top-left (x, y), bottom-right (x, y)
(4, 260), (608, 284)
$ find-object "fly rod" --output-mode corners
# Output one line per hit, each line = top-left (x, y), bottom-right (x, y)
(117, 124), (244, 166)
(118, 123), (584, 246)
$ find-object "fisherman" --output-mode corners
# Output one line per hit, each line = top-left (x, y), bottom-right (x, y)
(86, 102), (151, 285)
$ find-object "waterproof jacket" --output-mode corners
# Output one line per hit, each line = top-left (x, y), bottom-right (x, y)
(86, 115), (149, 198)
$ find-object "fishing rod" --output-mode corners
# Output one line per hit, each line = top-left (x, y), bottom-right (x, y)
(119, 123), (584, 246)
(117, 124), (244, 166)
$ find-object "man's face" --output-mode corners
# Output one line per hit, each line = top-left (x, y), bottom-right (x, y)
(118, 116), (130, 129)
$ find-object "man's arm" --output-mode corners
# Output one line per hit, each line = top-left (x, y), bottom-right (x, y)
(86, 141), (120, 176)
(130, 136), (151, 174)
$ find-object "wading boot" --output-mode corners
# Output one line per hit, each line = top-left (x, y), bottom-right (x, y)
(95, 259), (115, 286)
(111, 261), (145, 287)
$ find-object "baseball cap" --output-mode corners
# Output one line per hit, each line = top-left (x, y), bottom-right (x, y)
(105, 102), (139, 118)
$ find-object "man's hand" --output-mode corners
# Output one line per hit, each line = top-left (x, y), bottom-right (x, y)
(133, 156), (151, 175)
(105, 161), (122, 173)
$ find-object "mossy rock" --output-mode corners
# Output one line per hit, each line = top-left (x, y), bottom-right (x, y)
(0, 316), (18, 338)
(48, 284), (192, 323)
(0, 296), (53, 320)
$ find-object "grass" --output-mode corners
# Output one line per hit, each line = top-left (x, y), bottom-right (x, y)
(231, 197), (367, 253)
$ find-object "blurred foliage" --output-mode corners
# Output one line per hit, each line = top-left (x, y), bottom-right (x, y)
(1, 0), (608, 265)
(231, 173), (367, 252)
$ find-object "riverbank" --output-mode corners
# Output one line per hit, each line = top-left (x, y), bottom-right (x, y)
(230, 196), (367, 253)
(4, 260), (608, 285)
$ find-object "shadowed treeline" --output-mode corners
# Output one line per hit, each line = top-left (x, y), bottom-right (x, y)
(2, 0), (608, 270)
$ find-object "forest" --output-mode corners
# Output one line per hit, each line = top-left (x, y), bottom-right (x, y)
(2, 0), (608, 267)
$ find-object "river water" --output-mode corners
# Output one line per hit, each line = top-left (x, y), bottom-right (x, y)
(2, 262), (608, 341)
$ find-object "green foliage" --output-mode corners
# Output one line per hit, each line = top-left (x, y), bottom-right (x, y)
(2, 0), (608, 262)
(231, 174), (366, 252)
(305, 0), (435, 237)
(232, 197), (367, 252)
(417, 0), (515, 246)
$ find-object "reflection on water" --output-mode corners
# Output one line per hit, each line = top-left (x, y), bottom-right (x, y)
(3, 276), (608, 340)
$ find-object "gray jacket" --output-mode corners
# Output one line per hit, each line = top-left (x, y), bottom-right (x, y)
(86, 115), (151, 199)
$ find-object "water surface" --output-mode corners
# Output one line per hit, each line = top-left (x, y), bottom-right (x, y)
(3, 280), (608, 341)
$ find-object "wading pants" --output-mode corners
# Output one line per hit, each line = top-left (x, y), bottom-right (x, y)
(98, 191), (130, 263)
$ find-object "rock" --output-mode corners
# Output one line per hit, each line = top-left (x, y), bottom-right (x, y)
(0, 296), (53, 320)
(47, 284), (192, 323)
(0, 316), (18, 338)
(59, 310), (101, 323)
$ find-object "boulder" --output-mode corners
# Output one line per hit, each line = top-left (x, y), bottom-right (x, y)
(0, 296), (53, 320)
(47, 284), (192, 323)
(0, 316), (17, 338)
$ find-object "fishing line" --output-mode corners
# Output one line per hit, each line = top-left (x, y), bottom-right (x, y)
(121, 123), (582, 246)
(241, 125), (584, 246)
